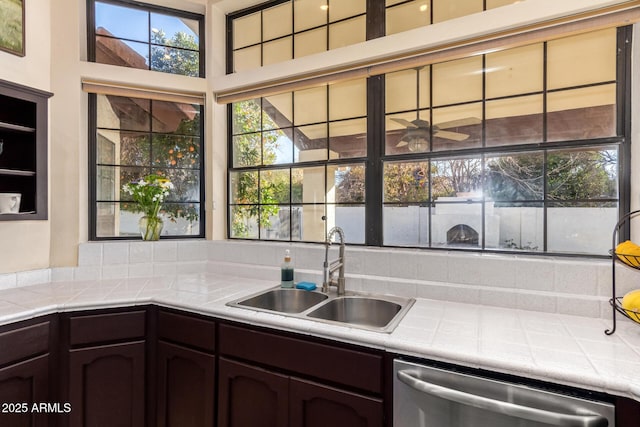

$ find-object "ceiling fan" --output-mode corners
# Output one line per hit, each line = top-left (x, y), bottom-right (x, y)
(391, 117), (481, 151)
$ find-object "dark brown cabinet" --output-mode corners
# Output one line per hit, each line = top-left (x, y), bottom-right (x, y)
(64, 310), (147, 427)
(0, 318), (55, 427)
(0, 79), (52, 220)
(218, 358), (288, 427)
(218, 323), (385, 427)
(156, 310), (216, 427)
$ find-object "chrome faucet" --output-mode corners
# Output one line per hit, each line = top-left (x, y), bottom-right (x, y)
(323, 226), (346, 295)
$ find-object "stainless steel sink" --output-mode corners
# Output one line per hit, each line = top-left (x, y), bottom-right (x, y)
(228, 287), (414, 333)
(235, 288), (328, 313)
(307, 296), (401, 329)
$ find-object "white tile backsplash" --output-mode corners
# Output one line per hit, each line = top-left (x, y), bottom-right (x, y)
(3, 239), (620, 320)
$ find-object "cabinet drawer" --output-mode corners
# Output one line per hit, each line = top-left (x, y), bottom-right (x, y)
(158, 310), (215, 353)
(70, 310), (146, 346)
(0, 321), (49, 367)
(219, 323), (383, 394)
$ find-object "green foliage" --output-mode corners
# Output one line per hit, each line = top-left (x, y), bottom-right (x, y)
(231, 101), (291, 237)
(122, 174), (174, 218)
(150, 29), (199, 77)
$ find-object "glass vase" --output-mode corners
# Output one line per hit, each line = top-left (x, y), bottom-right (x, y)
(139, 216), (163, 241)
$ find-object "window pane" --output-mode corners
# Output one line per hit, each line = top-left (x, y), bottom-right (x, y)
(333, 204), (365, 244)
(233, 134), (261, 167)
(97, 95), (150, 131)
(489, 202), (543, 251)
(432, 57), (483, 106)
(384, 205), (429, 247)
(233, 45), (261, 72)
(485, 44), (544, 98)
(156, 168), (200, 202)
(260, 169), (290, 204)
(329, 118), (366, 159)
(230, 171), (258, 204)
(486, 152), (544, 201)
(432, 103), (482, 151)
(294, 0), (327, 32)
(384, 161), (430, 203)
(294, 27), (327, 58)
(329, 78), (367, 120)
(264, 37), (292, 66)
(329, 16), (366, 50)
(328, 164), (365, 203)
(432, 0), (483, 23)
(233, 99), (261, 134)
(547, 84), (616, 141)
(263, 129), (294, 165)
(161, 202), (201, 235)
(330, 0), (365, 22)
(152, 101), (200, 135)
(294, 86), (327, 125)
(386, 1), (430, 35)
(547, 147), (618, 201)
(547, 28), (617, 90)
(263, 2), (292, 40)
(233, 11), (261, 49)
(263, 93), (293, 130)
(230, 205), (259, 239)
(96, 36), (149, 69)
(292, 166), (326, 204)
(95, 2), (148, 42)
(547, 202), (617, 255)
(432, 157), (482, 198)
(150, 45), (199, 76)
(431, 201), (483, 248)
(386, 69), (418, 113)
(485, 95), (543, 146)
(295, 124), (328, 162)
(260, 205), (290, 240)
(297, 205), (326, 242)
(151, 135), (200, 169)
(97, 130), (150, 166)
(385, 113), (430, 155)
(150, 13), (199, 45)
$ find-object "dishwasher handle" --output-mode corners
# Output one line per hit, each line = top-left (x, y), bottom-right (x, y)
(397, 370), (609, 427)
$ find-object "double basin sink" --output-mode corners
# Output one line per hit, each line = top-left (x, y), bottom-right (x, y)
(227, 287), (415, 333)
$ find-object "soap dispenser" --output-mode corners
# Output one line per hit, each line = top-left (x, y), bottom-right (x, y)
(281, 249), (294, 288)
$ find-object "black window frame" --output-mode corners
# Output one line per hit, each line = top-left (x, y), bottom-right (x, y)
(87, 0), (206, 78)
(226, 1), (632, 257)
(88, 93), (206, 240)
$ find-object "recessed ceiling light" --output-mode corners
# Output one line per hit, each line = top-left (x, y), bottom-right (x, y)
(320, 4), (328, 11)
(419, 4), (428, 12)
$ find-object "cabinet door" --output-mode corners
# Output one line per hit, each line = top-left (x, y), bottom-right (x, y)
(0, 355), (49, 427)
(157, 341), (215, 427)
(290, 378), (383, 427)
(218, 358), (289, 427)
(69, 341), (145, 427)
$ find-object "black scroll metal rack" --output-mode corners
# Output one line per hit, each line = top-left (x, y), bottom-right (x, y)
(605, 209), (640, 335)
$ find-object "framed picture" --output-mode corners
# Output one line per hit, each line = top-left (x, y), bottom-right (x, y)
(0, 0), (24, 57)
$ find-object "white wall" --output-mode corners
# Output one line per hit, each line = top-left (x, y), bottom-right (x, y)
(0, 0), (51, 273)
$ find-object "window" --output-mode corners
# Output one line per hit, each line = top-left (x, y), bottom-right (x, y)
(89, 93), (204, 239)
(229, 0), (366, 73)
(228, 79), (368, 243)
(89, 0), (204, 77)
(227, 2), (631, 257)
(382, 28), (622, 255)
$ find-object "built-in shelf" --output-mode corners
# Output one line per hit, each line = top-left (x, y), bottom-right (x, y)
(0, 168), (36, 176)
(0, 120), (36, 133)
(0, 79), (53, 220)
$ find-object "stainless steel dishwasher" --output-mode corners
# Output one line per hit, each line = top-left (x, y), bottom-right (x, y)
(394, 359), (615, 427)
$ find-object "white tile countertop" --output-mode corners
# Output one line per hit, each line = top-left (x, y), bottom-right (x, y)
(1, 271), (640, 402)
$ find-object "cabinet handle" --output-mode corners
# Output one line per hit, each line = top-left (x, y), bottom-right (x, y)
(397, 370), (609, 427)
